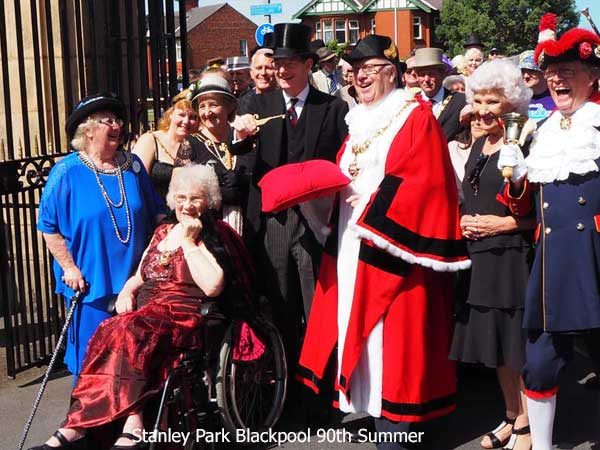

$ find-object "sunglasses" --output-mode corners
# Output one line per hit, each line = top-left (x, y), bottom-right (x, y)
(467, 153), (490, 196)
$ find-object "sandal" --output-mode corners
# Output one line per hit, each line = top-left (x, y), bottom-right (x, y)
(503, 425), (531, 450)
(28, 430), (87, 450)
(110, 433), (142, 450)
(481, 417), (516, 449)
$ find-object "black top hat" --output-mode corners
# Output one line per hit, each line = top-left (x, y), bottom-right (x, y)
(345, 35), (399, 64)
(66, 93), (126, 139)
(310, 39), (326, 53)
(271, 23), (314, 59)
(463, 33), (484, 49)
(263, 32), (275, 50)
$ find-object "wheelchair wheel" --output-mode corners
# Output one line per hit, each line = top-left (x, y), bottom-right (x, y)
(216, 320), (287, 434)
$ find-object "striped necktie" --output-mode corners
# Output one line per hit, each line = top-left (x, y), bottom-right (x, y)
(328, 74), (338, 94)
(287, 98), (299, 127)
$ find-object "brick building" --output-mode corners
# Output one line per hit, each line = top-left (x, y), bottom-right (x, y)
(293, 0), (442, 59)
(182, 1), (257, 70)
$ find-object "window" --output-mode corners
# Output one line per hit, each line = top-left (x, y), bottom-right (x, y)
(316, 22), (322, 40)
(413, 16), (422, 40)
(349, 20), (359, 44)
(335, 19), (346, 43)
(370, 18), (376, 35)
(239, 39), (247, 56)
(323, 19), (333, 43)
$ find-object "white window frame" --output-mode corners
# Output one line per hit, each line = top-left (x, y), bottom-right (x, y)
(349, 20), (359, 44)
(316, 21), (322, 40)
(413, 16), (422, 40)
(239, 39), (248, 56)
(370, 18), (376, 35)
(335, 19), (346, 43)
(323, 19), (333, 43)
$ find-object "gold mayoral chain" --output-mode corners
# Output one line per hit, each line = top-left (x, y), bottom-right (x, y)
(348, 99), (414, 179)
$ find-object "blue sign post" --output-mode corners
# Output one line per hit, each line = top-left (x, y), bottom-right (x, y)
(250, 4), (282, 16)
(255, 23), (275, 46)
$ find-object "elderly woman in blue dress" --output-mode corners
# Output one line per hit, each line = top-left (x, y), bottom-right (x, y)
(37, 93), (164, 378)
(499, 26), (600, 449)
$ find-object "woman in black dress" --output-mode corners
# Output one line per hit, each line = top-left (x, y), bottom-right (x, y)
(133, 96), (199, 199)
(450, 59), (535, 450)
(178, 74), (254, 236)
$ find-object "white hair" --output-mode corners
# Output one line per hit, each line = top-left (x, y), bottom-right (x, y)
(70, 119), (96, 151)
(466, 59), (532, 115)
(166, 164), (222, 211)
(465, 48), (484, 60)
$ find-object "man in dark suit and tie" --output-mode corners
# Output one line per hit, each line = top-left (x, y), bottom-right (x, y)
(234, 23), (348, 372)
(413, 47), (466, 142)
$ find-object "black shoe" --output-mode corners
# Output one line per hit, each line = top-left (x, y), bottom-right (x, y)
(110, 433), (143, 450)
(28, 430), (87, 450)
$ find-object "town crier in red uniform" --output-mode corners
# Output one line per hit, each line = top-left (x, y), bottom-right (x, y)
(297, 35), (470, 449)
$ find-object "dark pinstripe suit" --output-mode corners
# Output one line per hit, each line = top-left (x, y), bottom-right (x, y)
(240, 86), (348, 362)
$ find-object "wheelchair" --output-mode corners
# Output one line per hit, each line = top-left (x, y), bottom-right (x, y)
(148, 301), (287, 450)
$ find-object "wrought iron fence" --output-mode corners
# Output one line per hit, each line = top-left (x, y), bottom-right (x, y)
(0, 0), (187, 377)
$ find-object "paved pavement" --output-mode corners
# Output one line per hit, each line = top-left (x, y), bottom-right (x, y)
(2, 356), (599, 450)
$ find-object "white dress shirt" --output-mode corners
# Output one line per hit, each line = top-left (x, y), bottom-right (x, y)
(282, 84), (310, 118)
(426, 87), (446, 117)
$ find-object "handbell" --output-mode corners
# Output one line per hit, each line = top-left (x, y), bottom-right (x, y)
(500, 112), (527, 182)
(501, 112), (528, 145)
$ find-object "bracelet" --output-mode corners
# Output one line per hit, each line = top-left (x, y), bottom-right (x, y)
(183, 246), (203, 258)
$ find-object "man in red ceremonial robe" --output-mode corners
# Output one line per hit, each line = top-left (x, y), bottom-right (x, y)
(297, 35), (471, 448)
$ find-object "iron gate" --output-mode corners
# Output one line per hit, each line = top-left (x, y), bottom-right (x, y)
(0, 0), (188, 377)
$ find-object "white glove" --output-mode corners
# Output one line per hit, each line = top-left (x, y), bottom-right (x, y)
(497, 143), (527, 182)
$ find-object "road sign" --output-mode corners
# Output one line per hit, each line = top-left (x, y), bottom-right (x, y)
(250, 3), (282, 16)
(255, 23), (275, 46)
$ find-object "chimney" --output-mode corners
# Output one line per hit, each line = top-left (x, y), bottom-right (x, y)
(185, 0), (198, 12)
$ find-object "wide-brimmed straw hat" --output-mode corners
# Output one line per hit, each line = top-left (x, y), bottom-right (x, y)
(412, 48), (447, 69)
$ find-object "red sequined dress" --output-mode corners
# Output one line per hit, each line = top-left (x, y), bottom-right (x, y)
(63, 223), (209, 428)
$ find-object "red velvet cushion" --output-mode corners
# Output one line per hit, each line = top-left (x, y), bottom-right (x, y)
(259, 160), (351, 213)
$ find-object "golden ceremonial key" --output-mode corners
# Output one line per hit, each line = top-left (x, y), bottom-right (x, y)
(253, 114), (286, 126)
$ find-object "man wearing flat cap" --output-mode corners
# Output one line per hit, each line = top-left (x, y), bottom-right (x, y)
(233, 22), (348, 395)
(413, 47), (466, 142)
(298, 34), (469, 449)
(312, 47), (343, 95)
(498, 18), (600, 449)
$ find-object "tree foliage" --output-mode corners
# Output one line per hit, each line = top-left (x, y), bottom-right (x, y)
(436, 0), (579, 57)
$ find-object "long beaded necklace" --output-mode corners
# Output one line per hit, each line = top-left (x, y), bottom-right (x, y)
(348, 99), (414, 179)
(78, 152), (132, 244)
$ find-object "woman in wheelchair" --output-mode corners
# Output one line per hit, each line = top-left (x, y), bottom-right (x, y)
(30, 164), (256, 450)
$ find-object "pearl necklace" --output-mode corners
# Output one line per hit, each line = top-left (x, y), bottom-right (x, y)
(78, 152), (132, 244)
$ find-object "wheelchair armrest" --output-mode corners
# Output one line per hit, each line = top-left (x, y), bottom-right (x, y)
(200, 302), (225, 318)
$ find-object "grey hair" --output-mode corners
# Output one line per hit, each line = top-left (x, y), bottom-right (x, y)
(466, 59), (532, 115)
(70, 119), (97, 151)
(166, 164), (222, 211)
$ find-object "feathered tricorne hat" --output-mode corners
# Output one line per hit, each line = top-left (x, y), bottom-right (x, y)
(534, 12), (600, 69)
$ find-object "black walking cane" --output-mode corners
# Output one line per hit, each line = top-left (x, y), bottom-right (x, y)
(16, 291), (83, 450)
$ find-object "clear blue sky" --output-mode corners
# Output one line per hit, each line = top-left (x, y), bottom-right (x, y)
(205, 1), (600, 31)
(576, 0), (600, 30)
